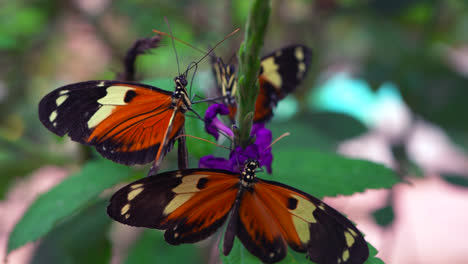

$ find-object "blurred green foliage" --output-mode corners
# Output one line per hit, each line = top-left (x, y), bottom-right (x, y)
(2, 0), (468, 263)
(7, 159), (132, 253)
(124, 230), (205, 264)
(31, 200), (112, 264)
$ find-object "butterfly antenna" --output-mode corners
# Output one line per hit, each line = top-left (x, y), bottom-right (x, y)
(164, 17), (181, 76)
(152, 29), (207, 55)
(175, 134), (231, 150)
(185, 28), (240, 73)
(188, 61), (198, 97)
(262, 132), (290, 154)
(192, 96), (225, 104)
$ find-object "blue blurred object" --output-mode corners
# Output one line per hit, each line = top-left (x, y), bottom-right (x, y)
(272, 97), (299, 121)
(309, 72), (404, 126)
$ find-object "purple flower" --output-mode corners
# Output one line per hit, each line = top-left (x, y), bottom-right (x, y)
(200, 105), (273, 173)
(204, 104), (234, 140)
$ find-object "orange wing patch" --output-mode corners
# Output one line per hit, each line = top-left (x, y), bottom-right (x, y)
(237, 189), (289, 263)
(253, 81), (276, 122)
(83, 84), (186, 165)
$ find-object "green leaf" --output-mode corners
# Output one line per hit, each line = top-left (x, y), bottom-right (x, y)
(367, 243), (385, 264)
(372, 204), (395, 227)
(222, 239), (264, 264)
(125, 230), (204, 264)
(269, 148), (399, 198)
(7, 159), (132, 253)
(441, 173), (468, 188)
(31, 200), (112, 264)
(270, 113), (366, 152)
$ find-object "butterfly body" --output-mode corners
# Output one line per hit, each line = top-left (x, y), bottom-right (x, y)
(39, 76), (191, 166)
(107, 159), (369, 264)
(212, 45), (312, 122)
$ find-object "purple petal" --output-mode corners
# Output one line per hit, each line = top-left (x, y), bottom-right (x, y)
(205, 104), (230, 119)
(251, 124), (272, 152)
(200, 112), (274, 174)
(204, 104), (233, 140)
(250, 123), (265, 135)
(199, 155), (233, 170)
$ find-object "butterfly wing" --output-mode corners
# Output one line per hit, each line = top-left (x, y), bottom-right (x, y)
(255, 45), (312, 122)
(212, 57), (238, 121)
(236, 179), (368, 264)
(39, 80), (185, 165)
(107, 169), (240, 244)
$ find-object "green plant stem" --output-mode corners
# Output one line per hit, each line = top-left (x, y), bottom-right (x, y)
(236, 0), (271, 148)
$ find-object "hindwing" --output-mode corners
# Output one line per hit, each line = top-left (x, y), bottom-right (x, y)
(234, 179), (369, 264)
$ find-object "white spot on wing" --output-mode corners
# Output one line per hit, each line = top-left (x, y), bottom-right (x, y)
(127, 188), (143, 201)
(121, 204), (130, 215)
(261, 57), (282, 88)
(49, 110), (58, 122)
(295, 47), (304, 61)
(342, 249), (350, 262)
(172, 175), (207, 193)
(130, 183), (144, 189)
(298, 62), (306, 79)
(289, 194), (317, 223)
(56, 95), (68, 107)
(292, 215), (310, 243)
(345, 231), (355, 247)
(97, 81), (106, 87)
(87, 105), (115, 128)
(163, 193), (195, 215)
(97, 86), (135, 105)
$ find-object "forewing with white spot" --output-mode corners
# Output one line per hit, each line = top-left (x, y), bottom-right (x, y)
(107, 169), (240, 244)
(38, 80), (185, 165)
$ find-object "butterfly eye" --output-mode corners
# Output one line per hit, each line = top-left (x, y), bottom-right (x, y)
(181, 77), (188, 86)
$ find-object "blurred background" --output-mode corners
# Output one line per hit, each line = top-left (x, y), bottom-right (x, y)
(1, 0), (468, 263)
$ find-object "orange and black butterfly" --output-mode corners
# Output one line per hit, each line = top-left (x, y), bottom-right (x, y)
(212, 45), (312, 123)
(38, 75), (192, 167)
(107, 159), (369, 264)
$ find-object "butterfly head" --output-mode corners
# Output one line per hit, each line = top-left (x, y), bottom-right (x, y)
(174, 75), (188, 94)
(172, 75), (191, 110)
(241, 159), (260, 185)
